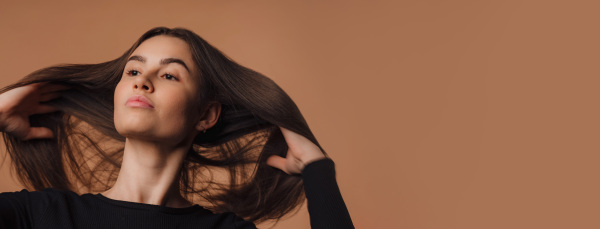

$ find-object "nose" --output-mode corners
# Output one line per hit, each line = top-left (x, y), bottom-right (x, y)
(133, 74), (154, 93)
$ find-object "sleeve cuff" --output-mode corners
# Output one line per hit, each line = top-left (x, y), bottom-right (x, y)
(301, 157), (335, 176)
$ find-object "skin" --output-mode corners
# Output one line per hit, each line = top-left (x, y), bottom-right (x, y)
(0, 35), (326, 209)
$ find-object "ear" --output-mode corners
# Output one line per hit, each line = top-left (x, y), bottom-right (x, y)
(196, 102), (221, 132)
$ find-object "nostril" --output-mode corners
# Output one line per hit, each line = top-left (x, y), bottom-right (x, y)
(142, 85), (149, 90)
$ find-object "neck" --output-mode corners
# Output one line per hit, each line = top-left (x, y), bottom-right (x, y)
(101, 138), (194, 208)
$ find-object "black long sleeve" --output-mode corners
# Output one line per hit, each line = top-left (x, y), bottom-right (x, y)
(302, 158), (355, 229)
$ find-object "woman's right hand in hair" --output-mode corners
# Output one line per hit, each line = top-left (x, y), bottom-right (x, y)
(0, 83), (68, 140)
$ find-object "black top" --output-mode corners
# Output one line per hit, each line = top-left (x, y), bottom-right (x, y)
(0, 158), (354, 229)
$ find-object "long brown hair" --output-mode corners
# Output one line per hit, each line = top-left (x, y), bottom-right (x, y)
(1, 27), (326, 223)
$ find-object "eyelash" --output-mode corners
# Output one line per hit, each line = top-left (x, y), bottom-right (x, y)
(125, 69), (179, 81)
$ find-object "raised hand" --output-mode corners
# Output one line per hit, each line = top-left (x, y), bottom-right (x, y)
(0, 83), (69, 140)
(267, 126), (326, 175)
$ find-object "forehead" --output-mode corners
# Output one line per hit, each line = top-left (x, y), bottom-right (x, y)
(131, 36), (196, 71)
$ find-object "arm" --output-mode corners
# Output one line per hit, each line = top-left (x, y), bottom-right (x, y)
(267, 127), (355, 229)
(0, 83), (69, 227)
(0, 83), (64, 229)
(0, 83), (68, 140)
(302, 158), (354, 229)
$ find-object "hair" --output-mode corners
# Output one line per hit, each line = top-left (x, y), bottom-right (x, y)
(0, 27), (327, 223)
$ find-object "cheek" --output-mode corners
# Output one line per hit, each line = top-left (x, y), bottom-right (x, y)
(113, 83), (122, 117)
(113, 81), (127, 122)
(157, 91), (199, 132)
(113, 79), (128, 106)
(162, 96), (195, 122)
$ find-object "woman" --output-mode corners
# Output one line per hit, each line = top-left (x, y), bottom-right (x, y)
(0, 27), (353, 228)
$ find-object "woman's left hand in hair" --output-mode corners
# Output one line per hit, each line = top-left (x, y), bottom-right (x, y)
(267, 126), (326, 175)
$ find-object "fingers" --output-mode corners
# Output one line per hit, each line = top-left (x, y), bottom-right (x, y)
(28, 82), (70, 92)
(277, 126), (326, 166)
(39, 92), (62, 102)
(22, 127), (54, 140)
(28, 82), (46, 89)
(39, 83), (71, 102)
(40, 83), (71, 93)
(279, 126), (302, 149)
(33, 104), (59, 115)
(279, 126), (295, 141)
(267, 155), (290, 174)
(278, 126), (312, 146)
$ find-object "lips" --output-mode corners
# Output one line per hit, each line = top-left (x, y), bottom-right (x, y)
(126, 95), (154, 108)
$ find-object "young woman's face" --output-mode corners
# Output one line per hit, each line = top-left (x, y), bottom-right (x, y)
(114, 35), (201, 144)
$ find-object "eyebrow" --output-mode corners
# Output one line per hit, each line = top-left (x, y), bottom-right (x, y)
(127, 55), (190, 73)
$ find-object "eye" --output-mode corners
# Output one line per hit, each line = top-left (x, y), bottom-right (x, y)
(163, 73), (178, 81)
(126, 69), (141, 76)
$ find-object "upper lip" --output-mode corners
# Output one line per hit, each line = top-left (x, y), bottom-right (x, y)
(126, 95), (154, 108)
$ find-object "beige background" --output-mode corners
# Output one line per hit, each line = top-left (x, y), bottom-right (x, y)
(1, 0), (600, 228)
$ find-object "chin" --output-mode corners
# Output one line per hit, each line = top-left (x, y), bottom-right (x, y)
(115, 117), (155, 137)
(116, 125), (154, 139)
(115, 122), (189, 143)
